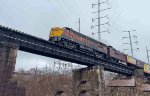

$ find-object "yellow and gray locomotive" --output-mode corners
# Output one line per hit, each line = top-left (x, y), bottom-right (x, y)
(49, 27), (108, 59)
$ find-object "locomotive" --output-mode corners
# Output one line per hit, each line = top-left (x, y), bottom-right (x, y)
(49, 27), (108, 59)
(49, 27), (148, 70)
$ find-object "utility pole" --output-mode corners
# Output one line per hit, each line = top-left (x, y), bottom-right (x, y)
(78, 18), (80, 33)
(146, 46), (150, 63)
(76, 18), (81, 33)
(98, 0), (101, 41)
(91, 0), (111, 41)
(122, 30), (139, 57)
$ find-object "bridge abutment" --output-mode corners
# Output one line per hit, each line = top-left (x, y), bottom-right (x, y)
(0, 42), (26, 96)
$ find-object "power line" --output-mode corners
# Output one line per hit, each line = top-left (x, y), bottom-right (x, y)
(48, 0), (73, 27)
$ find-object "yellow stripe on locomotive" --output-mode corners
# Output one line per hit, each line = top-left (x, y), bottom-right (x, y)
(127, 55), (136, 65)
(50, 27), (64, 37)
(144, 64), (150, 74)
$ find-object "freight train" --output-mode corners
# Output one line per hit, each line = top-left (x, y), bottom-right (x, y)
(49, 27), (150, 73)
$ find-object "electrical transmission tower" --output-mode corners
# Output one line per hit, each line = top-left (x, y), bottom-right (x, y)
(146, 46), (150, 63)
(91, 0), (111, 41)
(122, 30), (139, 57)
(53, 59), (74, 73)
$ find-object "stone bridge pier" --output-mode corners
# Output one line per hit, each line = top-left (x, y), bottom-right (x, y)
(73, 65), (105, 96)
(0, 42), (26, 96)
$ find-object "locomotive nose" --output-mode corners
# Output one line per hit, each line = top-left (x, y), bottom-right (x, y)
(50, 27), (64, 37)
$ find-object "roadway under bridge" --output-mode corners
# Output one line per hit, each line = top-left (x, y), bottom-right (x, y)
(0, 25), (134, 75)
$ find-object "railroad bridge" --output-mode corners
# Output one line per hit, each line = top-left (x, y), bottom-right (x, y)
(0, 25), (150, 96)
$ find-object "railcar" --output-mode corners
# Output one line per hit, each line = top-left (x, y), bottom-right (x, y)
(49, 27), (108, 59)
(136, 59), (145, 68)
(107, 46), (127, 64)
(144, 64), (150, 74)
(126, 55), (137, 65)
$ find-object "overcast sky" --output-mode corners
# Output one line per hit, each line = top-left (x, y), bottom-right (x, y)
(0, 0), (150, 70)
